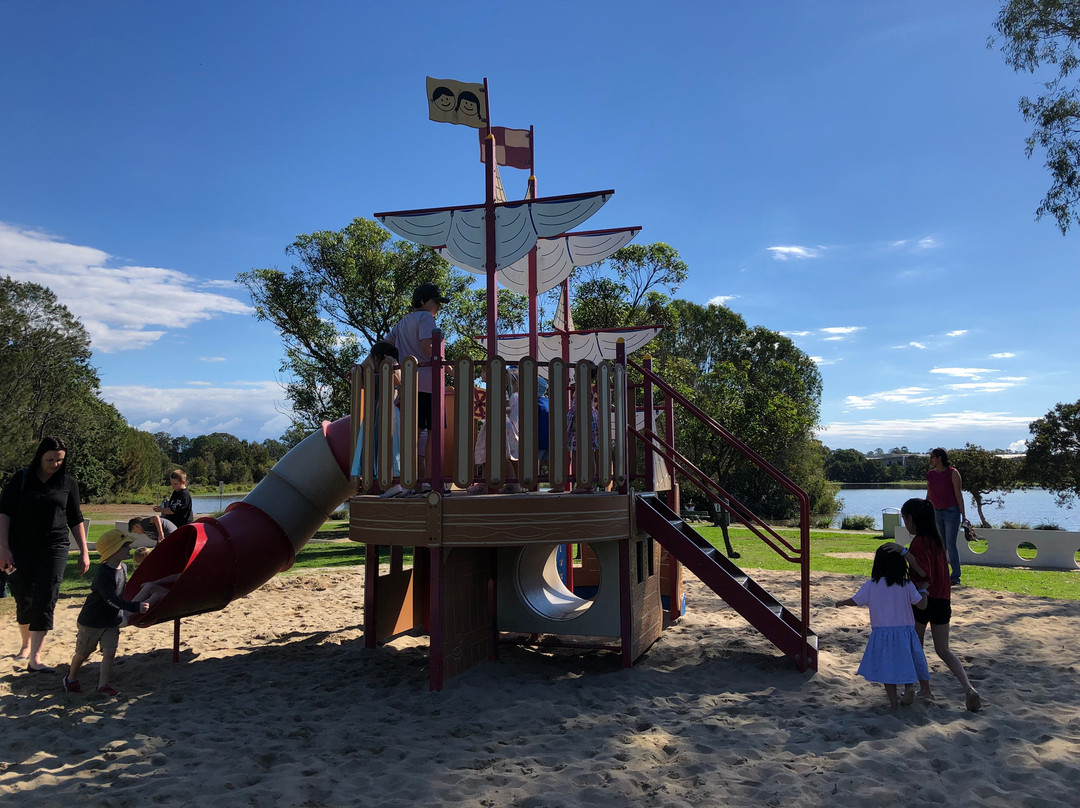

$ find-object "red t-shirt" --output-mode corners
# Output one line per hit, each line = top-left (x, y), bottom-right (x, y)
(908, 534), (950, 600)
(926, 468), (958, 509)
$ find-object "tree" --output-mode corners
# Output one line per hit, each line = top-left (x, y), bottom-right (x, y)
(993, 1), (1080, 233)
(646, 300), (832, 520)
(1025, 399), (1080, 504)
(951, 443), (1020, 527)
(570, 243), (687, 330)
(0, 276), (101, 475)
(238, 217), (525, 434)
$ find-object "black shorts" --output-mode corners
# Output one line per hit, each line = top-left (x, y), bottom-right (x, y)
(417, 392), (432, 431)
(913, 596), (951, 626)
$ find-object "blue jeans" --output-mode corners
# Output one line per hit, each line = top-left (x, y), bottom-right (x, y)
(934, 505), (962, 583)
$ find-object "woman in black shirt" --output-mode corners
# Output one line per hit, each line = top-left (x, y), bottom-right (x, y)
(0, 436), (90, 670)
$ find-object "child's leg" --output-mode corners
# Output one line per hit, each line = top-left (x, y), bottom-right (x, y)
(17, 623), (30, 658)
(96, 627), (120, 689)
(884, 683), (900, 710)
(67, 651), (87, 682)
(97, 646), (115, 689)
(915, 621), (934, 697)
(929, 623), (977, 693)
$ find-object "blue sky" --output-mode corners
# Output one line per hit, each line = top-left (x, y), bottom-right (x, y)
(1, 1), (1075, 452)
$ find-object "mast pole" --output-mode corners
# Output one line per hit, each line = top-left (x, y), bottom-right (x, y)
(527, 126), (539, 360)
(483, 77), (498, 359)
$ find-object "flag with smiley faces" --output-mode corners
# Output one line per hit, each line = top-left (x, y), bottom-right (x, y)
(426, 76), (488, 128)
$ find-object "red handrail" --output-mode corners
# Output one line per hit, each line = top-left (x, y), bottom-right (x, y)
(626, 356), (811, 660)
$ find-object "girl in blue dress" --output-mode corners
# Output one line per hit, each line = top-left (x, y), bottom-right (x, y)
(835, 545), (930, 711)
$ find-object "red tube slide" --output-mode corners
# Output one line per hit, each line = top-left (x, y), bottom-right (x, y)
(124, 416), (354, 626)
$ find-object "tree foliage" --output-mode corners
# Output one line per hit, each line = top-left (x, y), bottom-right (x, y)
(238, 217), (526, 433)
(951, 443), (1021, 527)
(993, 0), (1080, 233)
(0, 276), (100, 473)
(649, 300), (833, 520)
(0, 276), (173, 500)
(1025, 399), (1080, 504)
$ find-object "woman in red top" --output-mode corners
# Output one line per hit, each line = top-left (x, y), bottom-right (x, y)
(926, 447), (967, 585)
(886, 497), (981, 712)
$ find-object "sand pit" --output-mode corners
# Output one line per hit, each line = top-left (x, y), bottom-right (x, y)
(2, 566), (1078, 806)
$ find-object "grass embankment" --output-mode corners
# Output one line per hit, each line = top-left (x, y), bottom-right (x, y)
(4, 521), (1072, 616)
(711, 525), (1079, 600)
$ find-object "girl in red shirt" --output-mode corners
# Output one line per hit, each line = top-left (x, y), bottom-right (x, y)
(886, 497), (982, 712)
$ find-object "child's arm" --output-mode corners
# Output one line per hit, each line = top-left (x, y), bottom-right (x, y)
(834, 597), (857, 608)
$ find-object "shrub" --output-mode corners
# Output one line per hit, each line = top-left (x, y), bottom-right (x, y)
(1034, 522), (1063, 531)
(1001, 521), (1030, 529)
(841, 514), (876, 531)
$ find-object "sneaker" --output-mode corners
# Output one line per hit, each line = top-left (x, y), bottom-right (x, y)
(96, 685), (119, 697)
(62, 676), (82, 693)
(378, 483), (404, 499)
(965, 689), (982, 712)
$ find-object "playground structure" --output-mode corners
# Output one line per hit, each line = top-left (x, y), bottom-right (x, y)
(123, 77), (819, 688)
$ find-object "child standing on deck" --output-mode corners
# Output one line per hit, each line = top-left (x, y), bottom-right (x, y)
(835, 544), (930, 711)
(63, 529), (148, 697)
(884, 497), (982, 712)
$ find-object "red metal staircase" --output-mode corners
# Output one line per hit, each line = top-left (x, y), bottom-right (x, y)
(635, 492), (817, 671)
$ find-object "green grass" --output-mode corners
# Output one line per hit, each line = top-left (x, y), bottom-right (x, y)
(712, 526), (1080, 600)
(7, 521), (1069, 617)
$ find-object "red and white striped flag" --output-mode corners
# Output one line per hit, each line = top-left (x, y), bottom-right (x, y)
(480, 126), (532, 170)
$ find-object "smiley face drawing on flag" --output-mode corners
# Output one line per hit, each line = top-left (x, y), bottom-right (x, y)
(426, 76), (488, 128)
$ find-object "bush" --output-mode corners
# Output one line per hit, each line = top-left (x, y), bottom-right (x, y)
(1001, 520), (1030, 529)
(841, 514), (876, 531)
(1034, 522), (1063, 531)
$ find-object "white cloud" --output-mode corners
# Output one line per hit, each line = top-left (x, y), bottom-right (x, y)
(103, 381), (294, 440)
(200, 357), (227, 363)
(909, 341), (927, 349)
(782, 330), (812, 337)
(888, 236), (938, 251)
(819, 411), (1035, 442)
(948, 381), (1017, 393)
(0, 222), (252, 353)
(998, 376), (1027, 382)
(767, 245), (820, 260)
(930, 367), (996, 379)
(1008, 439), (1027, 453)
(991, 352), (1016, 359)
(945, 330), (967, 337)
(810, 356), (835, 365)
(843, 387), (952, 410)
(706, 295), (737, 307)
(821, 326), (863, 335)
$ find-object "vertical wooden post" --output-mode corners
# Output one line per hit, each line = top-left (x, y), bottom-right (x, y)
(364, 544), (378, 649)
(428, 547), (444, 692)
(430, 331), (444, 491)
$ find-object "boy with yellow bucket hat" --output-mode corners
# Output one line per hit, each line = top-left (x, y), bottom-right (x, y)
(63, 529), (149, 697)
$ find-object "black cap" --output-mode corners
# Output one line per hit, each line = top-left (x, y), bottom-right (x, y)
(413, 283), (451, 308)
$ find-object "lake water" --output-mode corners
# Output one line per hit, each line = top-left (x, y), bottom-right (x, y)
(191, 493), (247, 514)
(835, 487), (1079, 531)
(189, 489), (1078, 531)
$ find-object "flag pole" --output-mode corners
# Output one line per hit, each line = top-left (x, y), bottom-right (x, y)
(483, 77), (498, 359)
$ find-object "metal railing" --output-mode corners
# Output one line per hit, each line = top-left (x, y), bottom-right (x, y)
(624, 352), (812, 656)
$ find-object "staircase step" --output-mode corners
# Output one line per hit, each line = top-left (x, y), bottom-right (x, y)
(765, 603), (784, 617)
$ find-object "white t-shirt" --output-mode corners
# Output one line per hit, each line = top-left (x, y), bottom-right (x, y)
(386, 310), (438, 392)
(852, 579), (922, 628)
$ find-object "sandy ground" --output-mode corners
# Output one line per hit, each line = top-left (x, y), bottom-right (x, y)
(2, 566), (1078, 807)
